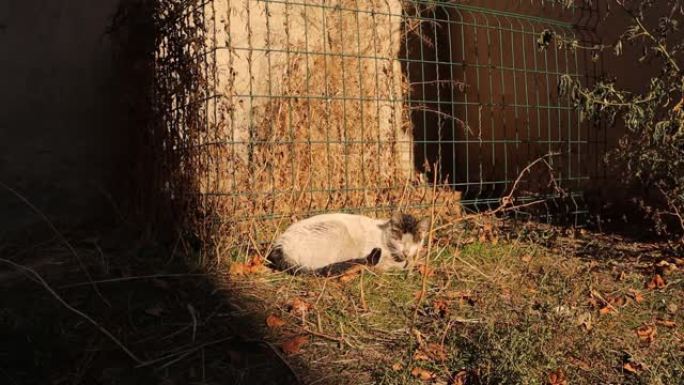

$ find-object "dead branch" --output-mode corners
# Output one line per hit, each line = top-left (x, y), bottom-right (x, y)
(0, 257), (143, 365)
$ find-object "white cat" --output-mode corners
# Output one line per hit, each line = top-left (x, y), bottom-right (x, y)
(267, 212), (429, 276)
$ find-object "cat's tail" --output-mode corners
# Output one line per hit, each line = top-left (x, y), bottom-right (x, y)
(267, 247), (381, 277)
(313, 248), (382, 277)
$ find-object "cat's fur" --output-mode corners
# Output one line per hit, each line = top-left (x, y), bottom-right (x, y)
(267, 212), (429, 276)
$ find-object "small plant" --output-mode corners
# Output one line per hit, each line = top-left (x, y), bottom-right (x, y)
(558, 1), (684, 244)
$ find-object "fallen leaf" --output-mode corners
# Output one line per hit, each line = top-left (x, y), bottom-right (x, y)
(547, 368), (567, 385)
(411, 367), (436, 381)
(266, 314), (286, 329)
(646, 274), (666, 290)
(413, 350), (431, 361)
(145, 306), (164, 317)
(433, 299), (449, 317)
(229, 262), (250, 276)
(627, 289), (644, 304)
(391, 362), (404, 372)
(568, 356), (591, 371)
(667, 303), (679, 314)
(599, 305), (615, 315)
(247, 256), (267, 273)
(623, 361), (644, 373)
(450, 370), (468, 385)
(606, 294), (627, 308)
(521, 254), (533, 263)
(656, 260), (678, 274)
(338, 265), (363, 283)
(231, 257), (267, 275)
(636, 324), (657, 343)
(655, 319), (677, 328)
(411, 328), (425, 345)
(289, 297), (312, 317)
(417, 264), (435, 277)
(281, 335), (309, 355)
(414, 343), (448, 363)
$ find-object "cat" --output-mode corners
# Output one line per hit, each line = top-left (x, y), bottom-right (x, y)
(267, 212), (429, 276)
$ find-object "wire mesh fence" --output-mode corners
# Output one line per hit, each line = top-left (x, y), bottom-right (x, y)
(152, 0), (604, 256)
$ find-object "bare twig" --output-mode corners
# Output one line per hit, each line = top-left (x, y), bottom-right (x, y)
(413, 162), (439, 324)
(0, 182), (110, 307)
(0, 258), (143, 365)
(430, 152), (563, 234)
(59, 273), (209, 289)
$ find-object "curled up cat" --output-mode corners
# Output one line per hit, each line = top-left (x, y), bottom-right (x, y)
(267, 212), (429, 276)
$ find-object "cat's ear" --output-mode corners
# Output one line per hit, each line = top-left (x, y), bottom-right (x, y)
(418, 218), (430, 235)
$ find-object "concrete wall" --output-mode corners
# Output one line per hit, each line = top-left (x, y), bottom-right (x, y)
(0, 0), (127, 240)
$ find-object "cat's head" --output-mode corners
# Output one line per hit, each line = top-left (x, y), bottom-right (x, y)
(384, 213), (429, 265)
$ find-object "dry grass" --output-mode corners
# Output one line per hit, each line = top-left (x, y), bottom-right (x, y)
(2, 222), (682, 384)
(223, 225), (684, 385)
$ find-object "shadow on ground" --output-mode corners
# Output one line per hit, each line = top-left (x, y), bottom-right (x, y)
(0, 225), (306, 385)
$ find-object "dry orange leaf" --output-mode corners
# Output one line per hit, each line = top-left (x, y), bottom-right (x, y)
(646, 274), (666, 290)
(636, 324), (657, 343)
(338, 273), (359, 283)
(391, 362), (404, 372)
(607, 294), (627, 308)
(413, 350), (431, 362)
(230, 256), (266, 276)
(628, 289), (645, 304)
(338, 265), (363, 283)
(599, 305), (615, 315)
(623, 361), (644, 373)
(433, 299), (449, 317)
(411, 367), (436, 381)
(229, 262), (250, 276)
(417, 264), (435, 277)
(521, 254), (533, 263)
(655, 319), (677, 328)
(547, 368), (567, 385)
(568, 356), (591, 371)
(281, 335), (309, 355)
(414, 343), (448, 363)
(289, 297), (312, 316)
(266, 314), (286, 329)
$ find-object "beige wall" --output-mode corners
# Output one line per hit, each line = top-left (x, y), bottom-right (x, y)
(0, 0), (129, 240)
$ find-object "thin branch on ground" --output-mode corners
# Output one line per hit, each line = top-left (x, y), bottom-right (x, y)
(0, 257), (143, 365)
(0, 182), (110, 307)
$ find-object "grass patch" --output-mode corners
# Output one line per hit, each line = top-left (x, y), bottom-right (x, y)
(228, 234), (684, 385)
